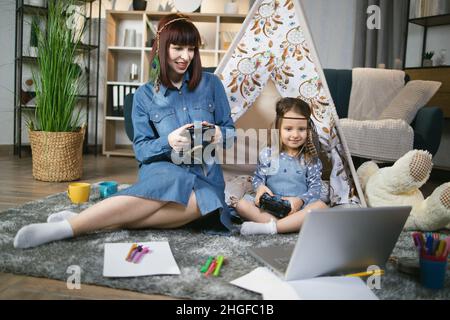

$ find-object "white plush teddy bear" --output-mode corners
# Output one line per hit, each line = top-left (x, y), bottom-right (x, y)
(357, 150), (450, 231)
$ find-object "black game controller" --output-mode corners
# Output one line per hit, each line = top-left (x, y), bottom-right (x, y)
(177, 124), (216, 162)
(259, 192), (291, 219)
(187, 124), (215, 148)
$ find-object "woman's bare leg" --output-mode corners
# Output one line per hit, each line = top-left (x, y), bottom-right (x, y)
(276, 201), (328, 234)
(68, 196), (167, 235)
(14, 192), (202, 249)
(235, 199), (276, 223)
(122, 191), (202, 229)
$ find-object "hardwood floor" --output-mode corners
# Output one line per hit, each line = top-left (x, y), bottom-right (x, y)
(0, 151), (175, 300)
(0, 151), (138, 212)
(0, 273), (174, 300)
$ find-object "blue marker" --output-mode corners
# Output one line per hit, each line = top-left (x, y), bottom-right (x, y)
(426, 234), (433, 255)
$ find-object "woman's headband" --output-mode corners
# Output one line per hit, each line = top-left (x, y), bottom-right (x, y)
(156, 17), (191, 37)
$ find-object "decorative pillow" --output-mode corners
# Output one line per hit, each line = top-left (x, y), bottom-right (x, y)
(379, 80), (441, 124)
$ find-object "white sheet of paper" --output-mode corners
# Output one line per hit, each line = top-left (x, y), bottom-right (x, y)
(230, 267), (298, 300)
(103, 242), (180, 277)
(230, 267), (378, 300)
(287, 276), (378, 300)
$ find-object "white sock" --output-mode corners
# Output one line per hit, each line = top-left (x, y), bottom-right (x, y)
(14, 220), (74, 249)
(47, 210), (78, 223)
(240, 219), (278, 235)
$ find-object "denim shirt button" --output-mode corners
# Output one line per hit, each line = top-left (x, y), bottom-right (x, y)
(183, 107), (187, 111)
(178, 91), (182, 95)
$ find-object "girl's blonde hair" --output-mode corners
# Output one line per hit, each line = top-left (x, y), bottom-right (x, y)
(269, 97), (319, 163)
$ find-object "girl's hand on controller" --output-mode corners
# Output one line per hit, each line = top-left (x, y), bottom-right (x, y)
(168, 123), (193, 152)
(255, 185), (274, 207)
(202, 121), (222, 145)
(281, 197), (304, 215)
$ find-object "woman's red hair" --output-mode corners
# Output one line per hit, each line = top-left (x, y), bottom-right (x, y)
(149, 14), (202, 90)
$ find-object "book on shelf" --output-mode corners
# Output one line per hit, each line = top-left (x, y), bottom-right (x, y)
(108, 84), (139, 117)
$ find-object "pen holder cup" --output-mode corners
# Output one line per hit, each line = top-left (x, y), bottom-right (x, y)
(419, 256), (448, 289)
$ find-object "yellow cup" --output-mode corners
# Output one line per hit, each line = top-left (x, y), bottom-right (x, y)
(68, 182), (91, 204)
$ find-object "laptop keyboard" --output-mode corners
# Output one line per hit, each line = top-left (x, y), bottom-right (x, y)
(274, 257), (291, 266)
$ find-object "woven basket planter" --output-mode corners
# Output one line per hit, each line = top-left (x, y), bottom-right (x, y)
(29, 126), (85, 182)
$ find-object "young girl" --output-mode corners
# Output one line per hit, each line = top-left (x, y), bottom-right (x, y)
(236, 97), (328, 235)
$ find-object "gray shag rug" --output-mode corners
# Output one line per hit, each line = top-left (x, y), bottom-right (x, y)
(0, 184), (449, 300)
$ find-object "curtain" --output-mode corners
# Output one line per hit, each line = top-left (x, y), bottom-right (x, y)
(353, 0), (409, 69)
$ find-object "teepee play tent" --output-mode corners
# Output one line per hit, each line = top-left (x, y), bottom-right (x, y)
(216, 0), (366, 207)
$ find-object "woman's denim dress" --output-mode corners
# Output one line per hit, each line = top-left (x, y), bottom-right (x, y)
(116, 72), (236, 230)
(247, 147), (322, 209)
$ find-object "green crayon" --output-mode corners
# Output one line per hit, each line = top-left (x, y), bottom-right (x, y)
(200, 256), (214, 273)
(213, 255), (224, 277)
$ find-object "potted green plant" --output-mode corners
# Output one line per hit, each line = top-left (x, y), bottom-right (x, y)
(28, 0), (86, 182)
(423, 51), (434, 67)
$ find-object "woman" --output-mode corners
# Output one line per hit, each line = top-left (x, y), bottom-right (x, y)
(14, 14), (236, 249)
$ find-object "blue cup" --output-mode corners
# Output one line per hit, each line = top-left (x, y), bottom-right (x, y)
(419, 257), (447, 289)
(99, 181), (118, 198)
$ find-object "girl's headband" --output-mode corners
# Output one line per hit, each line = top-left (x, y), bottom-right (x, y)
(280, 116), (307, 120)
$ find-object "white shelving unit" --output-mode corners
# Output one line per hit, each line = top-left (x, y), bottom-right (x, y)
(103, 10), (246, 157)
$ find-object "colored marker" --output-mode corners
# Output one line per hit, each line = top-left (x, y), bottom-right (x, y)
(434, 240), (441, 256)
(412, 233), (420, 250)
(419, 233), (426, 252)
(432, 237), (439, 255)
(205, 258), (217, 277)
(426, 234), (433, 255)
(200, 256), (214, 273)
(129, 245), (142, 261)
(125, 243), (138, 261)
(213, 255), (224, 277)
(133, 247), (150, 264)
(444, 237), (450, 257)
(345, 270), (384, 278)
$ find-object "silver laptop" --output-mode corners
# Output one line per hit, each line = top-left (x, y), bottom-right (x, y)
(247, 206), (411, 281)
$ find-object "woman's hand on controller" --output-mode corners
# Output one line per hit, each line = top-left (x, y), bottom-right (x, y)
(168, 123), (193, 152)
(255, 185), (274, 207)
(281, 197), (304, 215)
(202, 121), (222, 145)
